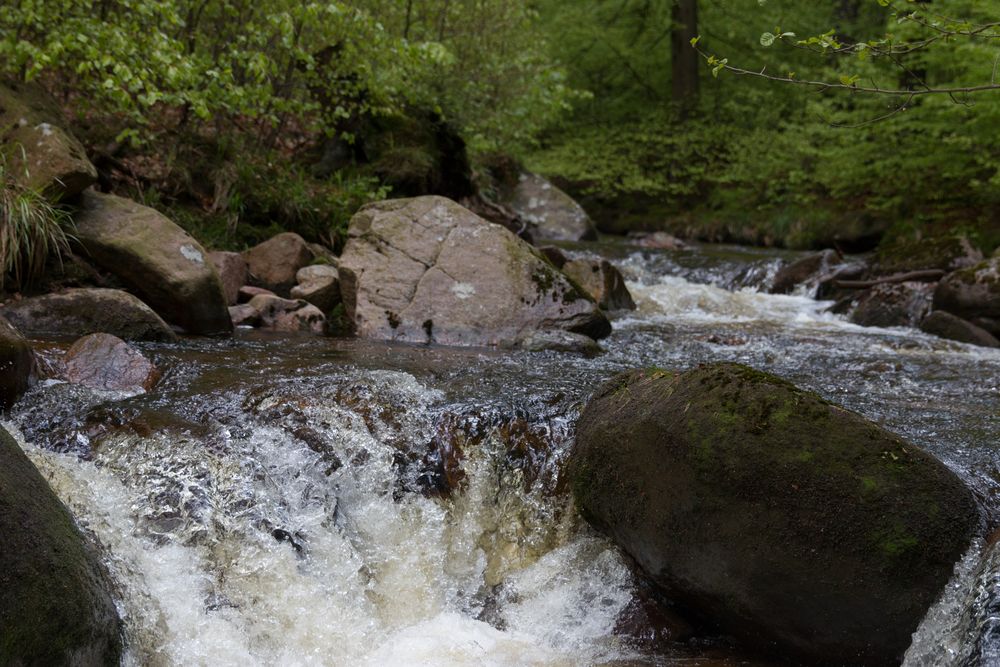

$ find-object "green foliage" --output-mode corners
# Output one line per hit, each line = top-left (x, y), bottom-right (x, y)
(0, 160), (73, 291)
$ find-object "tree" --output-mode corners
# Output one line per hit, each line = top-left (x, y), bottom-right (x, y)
(671, 0), (700, 112)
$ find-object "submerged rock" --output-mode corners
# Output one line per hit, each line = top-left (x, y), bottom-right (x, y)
(0, 315), (35, 411)
(570, 363), (978, 665)
(561, 258), (636, 311)
(506, 172), (597, 242)
(73, 191), (232, 335)
(0, 288), (177, 342)
(339, 196), (610, 347)
(0, 425), (123, 665)
(245, 232), (313, 296)
(0, 82), (97, 199)
(771, 249), (842, 295)
(63, 333), (160, 392)
(920, 310), (1000, 348)
(515, 330), (602, 356)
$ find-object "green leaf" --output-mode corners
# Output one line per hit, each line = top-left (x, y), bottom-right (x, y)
(760, 32), (776, 47)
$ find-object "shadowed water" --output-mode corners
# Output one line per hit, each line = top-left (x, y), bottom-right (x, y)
(7, 240), (1000, 666)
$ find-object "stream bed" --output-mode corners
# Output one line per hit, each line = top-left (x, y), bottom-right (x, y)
(7, 240), (1000, 666)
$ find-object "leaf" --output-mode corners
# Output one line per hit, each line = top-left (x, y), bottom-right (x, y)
(760, 32), (776, 47)
(690, 36), (701, 48)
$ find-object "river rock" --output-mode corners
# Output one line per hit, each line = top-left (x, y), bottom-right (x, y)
(238, 285), (275, 303)
(515, 330), (602, 356)
(506, 172), (597, 242)
(632, 231), (686, 250)
(290, 264), (340, 312)
(849, 281), (934, 328)
(209, 251), (248, 306)
(339, 196), (610, 347)
(247, 294), (326, 334)
(570, 363), (978, 665)
(537, 246), (568, 269)
(0, 288), (177, 342)
(0, 82), (97, 199)
(0, 315), (34, 411)
(933, 257), (1000, 323)
(771, 249), (842, 295)
(561, 258), (636, 311)
(245, 232), (314, 296)
(229, 304), (260, 327)
(920, 310), (1000, 348)
(73, 191), (232, 335)
(0, 425), (123, 665)
(63, 333), (160, 392)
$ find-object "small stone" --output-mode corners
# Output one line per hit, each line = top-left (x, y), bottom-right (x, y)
(238, 285), (276, 303)
(63, 333), (160, 392)
(291, 265), (340, 312)
(228, 304), (260, 327)
(516, 330), (602, 356)
(561, 258), (636, 311)
(248, 294), (326, 334)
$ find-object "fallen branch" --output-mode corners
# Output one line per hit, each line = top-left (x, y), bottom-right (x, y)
(834, 269), (945, 290)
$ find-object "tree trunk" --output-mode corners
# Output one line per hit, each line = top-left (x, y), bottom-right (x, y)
(671, 0), (699, 114)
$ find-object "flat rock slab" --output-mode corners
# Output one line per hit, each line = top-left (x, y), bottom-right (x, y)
(63, 333), (160, 392)
(73, 191), (232, 335)
(339, 196), (610, 347)
(0, 288), (177, 342)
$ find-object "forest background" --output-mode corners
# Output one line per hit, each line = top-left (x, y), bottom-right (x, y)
(3, 0), (999, 266)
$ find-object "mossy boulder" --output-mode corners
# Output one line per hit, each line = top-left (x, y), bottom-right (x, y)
(570, 363), (978, 665)
(0, 315), (34, 411)
(0, 82), (97, 200)
(73, 191), (232, 335)
(339, 196), (610, 347)
(933, 257), (1000, 326)
(0, 288), (177, 342)
(0, 425), (123, 665)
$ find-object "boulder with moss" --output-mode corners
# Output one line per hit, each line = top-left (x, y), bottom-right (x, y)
(561, 258), (636, 311)
(73, 191), (232, 335)
(0, 82), (97, 200)
(339, 196), (610, 347)
(0, 425), (123, 665)
(1, 288), (177, 342)
(505, 172), (597, 242)
(933, 257), (1000, 337)
(570, 363), (978, 665)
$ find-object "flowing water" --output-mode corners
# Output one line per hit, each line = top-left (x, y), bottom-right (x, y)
(7, 239), (1000, 666)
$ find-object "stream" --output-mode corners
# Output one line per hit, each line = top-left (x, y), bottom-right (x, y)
(6, 239), (1000, 666)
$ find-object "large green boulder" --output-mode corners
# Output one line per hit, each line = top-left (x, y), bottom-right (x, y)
(73, 191), (232, 335)
(0, 425), (123, 665)
(0, 315), (34, 411)
(0, 82), (97, 200)
(570, 363), (978, 665)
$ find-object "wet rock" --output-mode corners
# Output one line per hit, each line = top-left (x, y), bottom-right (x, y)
(228, 304), (260, 327)
(570, 363), (978, 666)
(933, 257), (1000, 324)
(815, 262), (867, 301)
(0, 82), (97, 199)
(561, 258), (636, 311)
(0, 288), (177, 342)
(247, 294), (326, 334)
(238, 285), (275, 303)
(770, 249), (842, 295)
(63, 333), (160, 392)
(632, 231), (686, 250)
(339, 196), (610, 347)
(536, 245), (568, 269)
(208, 251), (248, 306)
(244, 232), (314, 296)
(290, 264), (340, 312)
(613, 585), (693, 651)
(0, 424), (123, 665)
(0, 315), (35, 411)
(505, 172), (597, 242)
(515, 330), (602, 356)
(73, 191), (232, 335)
(875, 234), (983, 275)
(920, 310), (1000, 348)
(849, 281), (934, 328)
